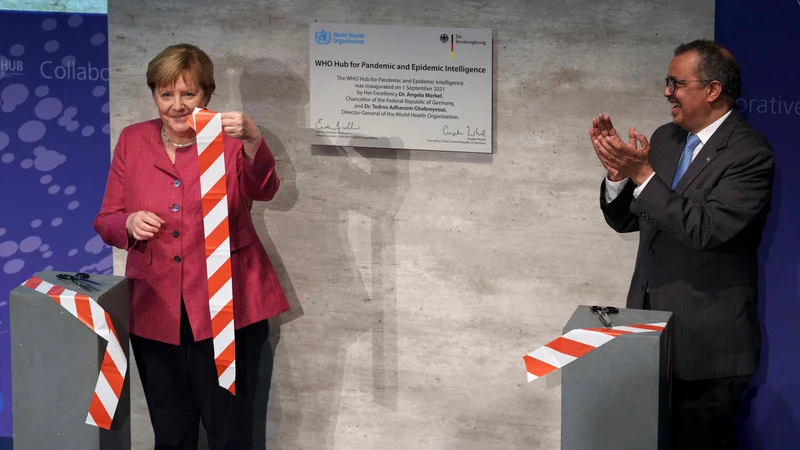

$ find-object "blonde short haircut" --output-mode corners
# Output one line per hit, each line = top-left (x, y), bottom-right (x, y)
(146, 43), (215, 101)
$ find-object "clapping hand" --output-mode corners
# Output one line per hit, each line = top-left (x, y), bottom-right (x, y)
(589, 114), (654, 185)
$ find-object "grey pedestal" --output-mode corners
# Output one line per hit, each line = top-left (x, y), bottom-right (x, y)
(561, 306), (673, 450)
(9, 270), (130, 450)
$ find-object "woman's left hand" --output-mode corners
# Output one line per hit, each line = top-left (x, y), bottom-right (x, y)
(221, 111), (261, 144)
(221, 111), (262, 162)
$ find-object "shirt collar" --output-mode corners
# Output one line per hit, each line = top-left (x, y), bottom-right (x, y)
(694, 109), (732, 144)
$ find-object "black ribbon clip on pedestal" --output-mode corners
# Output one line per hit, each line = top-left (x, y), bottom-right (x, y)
(56, 272), (101, 291)
(589, 305), (619, 328)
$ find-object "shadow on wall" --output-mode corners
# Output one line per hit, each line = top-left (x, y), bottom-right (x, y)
(239, 57), (305, 327)
(237, 56), (410, 448)
(737, 165), (800, 448)
(306, 134), (409, 448)
(237, 57), (305, 450)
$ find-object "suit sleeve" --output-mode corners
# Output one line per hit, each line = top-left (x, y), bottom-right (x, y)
(94, 129), (134, 250)
(600, 177), (640, 233)
(237, 136), (280, 201)
(630, 145), (774, 251)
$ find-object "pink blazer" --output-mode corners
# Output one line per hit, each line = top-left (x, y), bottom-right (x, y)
(94, 119), (289, 345)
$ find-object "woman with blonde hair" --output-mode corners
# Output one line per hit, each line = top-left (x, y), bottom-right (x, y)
(95, 43), (289, 449)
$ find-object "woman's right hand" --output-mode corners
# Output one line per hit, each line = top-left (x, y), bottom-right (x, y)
(126, 211), (166, 240)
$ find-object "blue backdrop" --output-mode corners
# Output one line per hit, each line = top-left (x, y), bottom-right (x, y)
(715, 1), (800, 447)
(0, 9), (111, 439)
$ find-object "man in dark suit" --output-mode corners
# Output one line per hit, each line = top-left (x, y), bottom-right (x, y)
(589, 40), (775, 449)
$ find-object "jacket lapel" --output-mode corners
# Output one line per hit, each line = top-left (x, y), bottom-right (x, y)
(150, 120), (179, 178)
(673, 109), (741, 194)
(153, 156), (178, 178)
(661, 128), (688, 186)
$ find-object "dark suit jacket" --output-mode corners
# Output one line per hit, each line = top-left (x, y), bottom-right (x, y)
(600, 109), (774, 380)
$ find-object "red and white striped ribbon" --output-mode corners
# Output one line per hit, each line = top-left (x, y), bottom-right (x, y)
(188, 107), (236, 394)
(21, 276), (127, 429)
(523, 322), (666, 382)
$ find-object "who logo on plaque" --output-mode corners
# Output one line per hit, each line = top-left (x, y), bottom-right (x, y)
(315, 29), (332, 45)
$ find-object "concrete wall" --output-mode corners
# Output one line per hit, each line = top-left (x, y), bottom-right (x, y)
(108, 1), (713, 448)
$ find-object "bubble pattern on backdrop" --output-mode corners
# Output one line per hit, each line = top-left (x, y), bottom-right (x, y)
(0, 13), (111, 280)
(0, 10), (111, 432)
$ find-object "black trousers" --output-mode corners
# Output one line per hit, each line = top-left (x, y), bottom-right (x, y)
(670, 375), (751, 450)
(130, 304), (270, 450)
(644, 293), (751, 449)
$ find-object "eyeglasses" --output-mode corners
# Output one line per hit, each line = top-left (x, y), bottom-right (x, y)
(665, 76), (712, 94)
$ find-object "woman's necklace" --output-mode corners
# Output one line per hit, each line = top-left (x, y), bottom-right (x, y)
(162, 124), (196, 148)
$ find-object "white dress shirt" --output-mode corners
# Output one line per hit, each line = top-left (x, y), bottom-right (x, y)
(604, 110), (733, 203)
